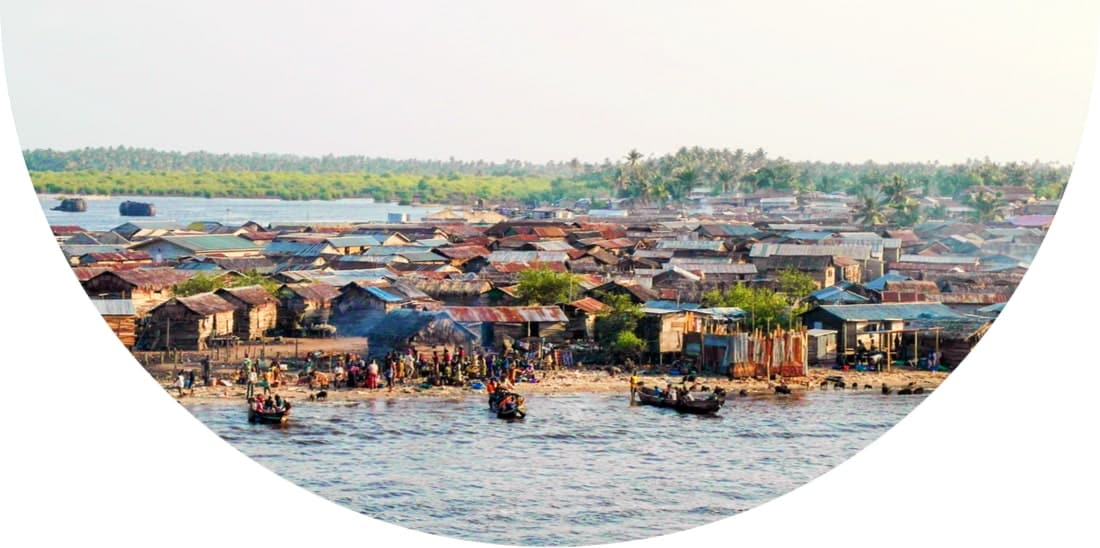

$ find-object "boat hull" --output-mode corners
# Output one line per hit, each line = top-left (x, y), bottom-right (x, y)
(248, 408), (289, 425)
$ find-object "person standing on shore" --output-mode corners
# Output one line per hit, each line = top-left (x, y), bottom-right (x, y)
(201, 355), (211, 387)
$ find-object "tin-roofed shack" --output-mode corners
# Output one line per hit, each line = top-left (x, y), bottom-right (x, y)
(139, 292), (237, 351)
(214, 285), (279, 341)
(800, 303), (964, 368)
(90, 298), (137, 350)
(276, 283), (342, 336)
(82, 268), (197, 316)
(443, 306), (569, 348)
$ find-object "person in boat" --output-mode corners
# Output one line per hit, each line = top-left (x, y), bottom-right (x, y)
(273, 394), (284, 411)
(499, 393), (516, 413)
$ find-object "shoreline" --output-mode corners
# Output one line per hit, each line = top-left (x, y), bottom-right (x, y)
(163, 368), (947, 405)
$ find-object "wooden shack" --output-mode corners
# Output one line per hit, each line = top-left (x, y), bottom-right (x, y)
(443, 305), (569, 348)
(276, 283), (342, 335)
(82, 268), (196, 316)
(215, 285), (279, 341)
(140, 293), (236, 351)
(90, 298), (137, 349)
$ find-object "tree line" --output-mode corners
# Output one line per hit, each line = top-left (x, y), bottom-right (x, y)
(26, 146), (1071, 211)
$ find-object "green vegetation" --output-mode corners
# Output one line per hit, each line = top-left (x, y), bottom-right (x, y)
(594, 292), (645, 356)
(173, 271), (280, 298)
(775, 269), (818, 306)
(25, 147), (1072, 215)
(701, 284), (796, 331)
(515, 269), (581, 305)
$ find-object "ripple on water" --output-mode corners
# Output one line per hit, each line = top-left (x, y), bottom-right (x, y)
(185, 391), (926, 546)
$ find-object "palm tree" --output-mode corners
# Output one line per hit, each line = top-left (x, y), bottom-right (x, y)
(854, 191), (888, 228)
(969, 190), (1006, 223)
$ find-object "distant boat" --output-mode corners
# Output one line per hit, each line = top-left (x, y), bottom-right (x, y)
(119, 200), (156, 216)
(634, 385), (725, 415)
(51, 197), (87, 212)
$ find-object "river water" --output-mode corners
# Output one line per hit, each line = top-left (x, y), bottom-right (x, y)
(184, 390), (926, 546)
(37, 195), (436, 231)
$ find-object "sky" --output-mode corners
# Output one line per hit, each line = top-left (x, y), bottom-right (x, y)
(0, 1), (1097, 165)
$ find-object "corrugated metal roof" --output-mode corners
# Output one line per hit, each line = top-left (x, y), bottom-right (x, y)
(398, 252), (449, 263)
(364, 246), (430, 256)
(864, 273), (913, 291)
(751, 243), (876, 260)
(898, 254), (981, 265)
(668, 262), (757, 275)
(61, 244), (129, 258)
(487, 251), (569, 264)
(528, 240), (577, 252)
(323, 236), (383, 248)
(80, 251), (152, 262)
(159, 235), (258, 252)
(103, 268), (197, 289)
(567, 297), (609, 314)
(443, 306), (568, 323)
(216, 285), (278, 305)
(814, 303), (963, 321)
(263, 241), (335, 257)
(89, 298), (136, 316)
(281, 283), (342, 302)
(362, 285), (404, 303)
(655, 240), (725, 251)
(174, 293), (237, 316)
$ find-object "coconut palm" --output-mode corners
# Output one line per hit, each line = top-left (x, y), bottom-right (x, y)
(969, 190), (1006, 223)
(854, 191), (889, 228)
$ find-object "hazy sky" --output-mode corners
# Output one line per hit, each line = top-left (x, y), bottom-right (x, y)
(0, 1), (1097, 164)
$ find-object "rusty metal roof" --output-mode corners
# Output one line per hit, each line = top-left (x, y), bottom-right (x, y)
(101, 268), (196, 289)
(80, 251), (152, 263)
(443, 305), (568, 323)
(175, 293), (237, 316)
(216, 285), (278, 305)
(280, 282), (342, 302)
(567, 297), (609, 314)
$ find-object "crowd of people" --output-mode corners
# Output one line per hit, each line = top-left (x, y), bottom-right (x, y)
(304, 346), (548, 392)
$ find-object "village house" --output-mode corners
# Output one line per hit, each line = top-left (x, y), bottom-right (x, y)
(214, 285), (279, 341)
(276, 283), (343, 336)
(129, 234), (262, 261)
(800, 302), (964, 367)
(443, 305), (570, 349)
(77, 251), (154, 268)
(561, 297), (609, 341)
(82, 268), (197, 315)
(90, 298), (137, 350)
(139, 292), (237, 351)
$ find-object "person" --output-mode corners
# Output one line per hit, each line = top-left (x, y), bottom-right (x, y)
(367, 359), (379, 389)
(186, 369), (196, 394)
(384, 360), (395, 392)
(629, 371), (639, 395)
(246, 367), (258, 400)
(201, 356), (211, 386)
(273, 394), (284, 410)
(855, 339), (867, 364)
(175, 370), (186, 397)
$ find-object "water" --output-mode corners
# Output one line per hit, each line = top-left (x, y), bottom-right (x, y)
(184, 390), (925, 546)
(37, 195), (437, 231)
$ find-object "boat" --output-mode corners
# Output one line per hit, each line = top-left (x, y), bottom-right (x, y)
(52, 197), (87, 212)
(119, 200), (156, 216)
(489, 391), (527, 420)
(634, 385), (725, 415)
(248, 406), (289, 425)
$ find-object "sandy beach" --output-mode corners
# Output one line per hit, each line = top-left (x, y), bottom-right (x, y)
(150, 352), (950, 407)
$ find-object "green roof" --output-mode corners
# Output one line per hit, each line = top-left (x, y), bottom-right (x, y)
(161, 235), (257, 252)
